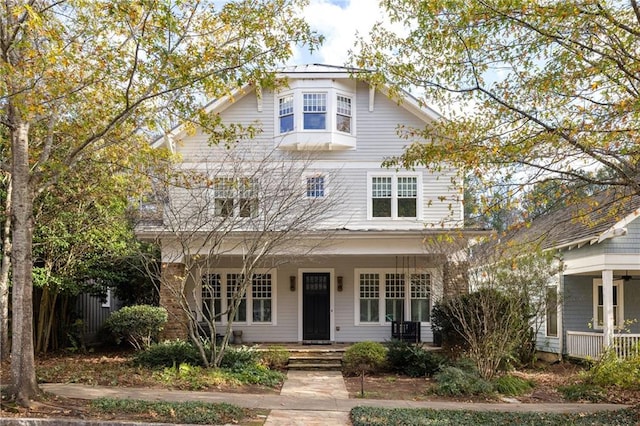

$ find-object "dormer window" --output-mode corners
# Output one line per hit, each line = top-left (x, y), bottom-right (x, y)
(274, 79), (357, 150)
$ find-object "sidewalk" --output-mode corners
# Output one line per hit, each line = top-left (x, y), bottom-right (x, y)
(38, 370), (629, 425)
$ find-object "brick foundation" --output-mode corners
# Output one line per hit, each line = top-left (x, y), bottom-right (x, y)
(159, 262), (189, 340)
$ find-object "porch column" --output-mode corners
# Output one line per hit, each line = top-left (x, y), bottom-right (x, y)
(602, 269), (614, 348)
(160, 262), (189, 340)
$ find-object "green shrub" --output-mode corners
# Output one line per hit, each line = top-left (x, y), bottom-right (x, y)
(584, 349), (640, 389)
(434, 366), (494, 396)
(386, 340), (446, 377)
(220, 346), (260, 371)
(260, 345), (290, 370)
(133, 340), (203, 368)
(104, 305), (167, 350)
(343, 341), (387, 375)
(558, 383), (605, 402)
(493, 374), (534, 396)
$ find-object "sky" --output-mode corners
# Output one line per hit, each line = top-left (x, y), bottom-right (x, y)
(293, 0), (387, 66)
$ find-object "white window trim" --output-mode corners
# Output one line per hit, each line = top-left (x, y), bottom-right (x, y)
(274, 88), (357, 136)
(304, 173), (328, 199)
(335, 91), (354, 134)
(366, 172), (423, 220)
(354, 268), (438, 326)
(592, 278), (624, 330)
(210, 177), (259, 219)
(199, 269), (277, 326)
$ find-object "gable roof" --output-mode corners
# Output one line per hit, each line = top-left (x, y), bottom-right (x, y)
(505, 189), (640, 251)
(153, 63), (442, 151)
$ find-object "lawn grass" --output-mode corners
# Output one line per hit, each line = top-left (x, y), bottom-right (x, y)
(350, 406), (640, 426)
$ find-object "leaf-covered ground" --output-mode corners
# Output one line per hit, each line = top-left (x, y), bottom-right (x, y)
(2, 349), (639, 424)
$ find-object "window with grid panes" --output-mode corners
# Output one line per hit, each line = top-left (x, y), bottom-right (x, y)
(306, 176), (325, 198)
(303, 93), (327, 129)
(214, 178), (235, 217)
(239, 178), (258, 218)
(385, 273), (405, 322)
(410, 274), (431, 322)
(359, 273), (380, 322)
(252, 273), (272, 322)
(372, 177), (392, 217)
(227, 273), (246, 322)
(336, 95), (352, 133)
(594, 281), (622, 328)
(279, 95), (294, 133)
(201, 274), (221, 322)
(397, 177), (417, 217)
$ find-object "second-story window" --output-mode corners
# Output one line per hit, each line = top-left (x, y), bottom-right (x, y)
(336, 95), (352, 133)
(397, 177), (417, 217)
(303, 93), (327, 130)
(213, 178), (258, 218)
(306, 176), (325, 198)
(372, 177), (392, 217)
(279, 95), (294, 133)
(370, 175), (419, 219)
(214, 178), (235, 217)
(239, 178), (258, 218)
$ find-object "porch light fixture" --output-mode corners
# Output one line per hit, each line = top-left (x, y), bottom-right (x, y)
(290, 275), (296, 291)
(337, 276), (343, 292)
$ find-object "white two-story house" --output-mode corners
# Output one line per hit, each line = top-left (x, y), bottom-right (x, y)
(137, 64), (465, 344)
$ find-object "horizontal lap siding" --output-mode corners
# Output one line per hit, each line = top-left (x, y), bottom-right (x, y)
(624, 279), (640, 333)
(563, 275), (595, 335)
(605, 219), (640, 254)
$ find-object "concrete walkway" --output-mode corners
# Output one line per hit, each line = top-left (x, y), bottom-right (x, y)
(39, 371), (629, 425)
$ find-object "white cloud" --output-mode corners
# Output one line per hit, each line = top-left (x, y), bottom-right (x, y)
(294, 0), (386, 66)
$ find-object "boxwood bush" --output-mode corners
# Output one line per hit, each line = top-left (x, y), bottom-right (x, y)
(133, 339), (203, 368)
(105, 305), (167, 350)
(343, 341), (387, 375)
(386, 340), (447, 377)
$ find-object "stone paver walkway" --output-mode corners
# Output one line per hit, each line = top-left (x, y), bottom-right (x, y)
(264, 370), (350, 425)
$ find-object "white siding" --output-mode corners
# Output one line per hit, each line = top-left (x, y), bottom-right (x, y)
(168, 80), (462, 232)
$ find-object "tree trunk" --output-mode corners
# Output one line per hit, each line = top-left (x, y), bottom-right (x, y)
(0, 177), (11, 361)
(9, 120), (40, 405)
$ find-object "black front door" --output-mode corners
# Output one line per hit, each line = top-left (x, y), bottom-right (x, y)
(303, 273), (330, 341)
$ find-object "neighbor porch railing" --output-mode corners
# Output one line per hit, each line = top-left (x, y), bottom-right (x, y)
(566, 331), (640, 359)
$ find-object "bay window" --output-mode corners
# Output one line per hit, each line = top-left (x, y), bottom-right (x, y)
(303, 93), (327, 129)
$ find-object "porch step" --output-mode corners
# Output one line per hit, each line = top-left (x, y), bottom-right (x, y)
(286, 348), (345, 371)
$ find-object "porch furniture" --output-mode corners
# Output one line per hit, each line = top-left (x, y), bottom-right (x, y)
(391, 321), (421, 343)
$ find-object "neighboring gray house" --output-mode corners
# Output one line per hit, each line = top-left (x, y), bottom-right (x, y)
(136, 64), (470, 344)
(527, 192), (640, 359)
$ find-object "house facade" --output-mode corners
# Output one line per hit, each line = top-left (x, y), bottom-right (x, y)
(136, 65), (465, 344)
(532, 195), (640, 359)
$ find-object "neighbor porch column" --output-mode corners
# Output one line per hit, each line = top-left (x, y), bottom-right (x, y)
(160, 262), (189, 340)
(602, 269), (614, 349)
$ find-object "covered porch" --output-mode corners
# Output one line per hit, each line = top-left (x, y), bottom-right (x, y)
(563, 267), (640, 360)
